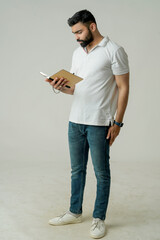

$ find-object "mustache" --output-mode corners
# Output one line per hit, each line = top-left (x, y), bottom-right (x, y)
(77, 39), (84, 42)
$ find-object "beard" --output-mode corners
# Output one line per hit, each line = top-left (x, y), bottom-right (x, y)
(77, 28), (94, 48)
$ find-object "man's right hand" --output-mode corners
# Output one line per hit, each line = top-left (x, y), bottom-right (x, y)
(45, 77), (75, 95)
(45, 77), (69, 91)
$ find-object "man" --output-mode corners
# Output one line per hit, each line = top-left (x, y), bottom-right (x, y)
(46, 9), (129, 239)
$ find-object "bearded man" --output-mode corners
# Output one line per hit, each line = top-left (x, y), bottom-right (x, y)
(46, 9), (129, 239)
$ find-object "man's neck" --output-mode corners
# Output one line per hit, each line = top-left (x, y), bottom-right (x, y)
(86, 35), (104, 52)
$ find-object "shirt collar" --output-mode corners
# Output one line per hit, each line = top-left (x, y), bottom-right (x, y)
(98, 36), (109, 47)
(83, 36), (109, 53)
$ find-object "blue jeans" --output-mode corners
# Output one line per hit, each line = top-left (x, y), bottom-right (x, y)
(68, 121), (111, 220)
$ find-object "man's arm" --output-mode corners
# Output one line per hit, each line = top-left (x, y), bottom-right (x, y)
(107, 72), (129, 146)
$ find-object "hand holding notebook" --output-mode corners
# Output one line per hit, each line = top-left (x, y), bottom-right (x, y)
(40, 69), (83, 88)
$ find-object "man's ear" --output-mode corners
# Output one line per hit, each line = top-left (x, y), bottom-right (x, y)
(89, 23), (97, 32)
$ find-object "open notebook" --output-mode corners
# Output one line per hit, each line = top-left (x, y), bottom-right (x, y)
(40, 69), (83, 88)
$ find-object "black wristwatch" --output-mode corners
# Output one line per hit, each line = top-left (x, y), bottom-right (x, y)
(114, 120), (124, 127)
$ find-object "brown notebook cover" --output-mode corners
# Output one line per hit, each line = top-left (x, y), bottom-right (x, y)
(50, 69), (83, 88)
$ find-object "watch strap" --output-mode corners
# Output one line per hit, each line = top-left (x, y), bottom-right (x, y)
(114, 120), (124, 127)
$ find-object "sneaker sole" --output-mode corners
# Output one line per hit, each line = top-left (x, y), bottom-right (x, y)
(90, 232), (105, 239)
(49, 218), (82, 226)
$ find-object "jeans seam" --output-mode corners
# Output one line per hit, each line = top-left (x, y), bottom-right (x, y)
(92, 127), (110, 220)
(77, 135), (87, 213)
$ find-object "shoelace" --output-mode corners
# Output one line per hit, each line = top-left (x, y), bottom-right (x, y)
(58, 211), (68, 219)
(91, 219), (103, 231)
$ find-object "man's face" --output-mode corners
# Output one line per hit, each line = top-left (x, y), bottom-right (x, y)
(71, 22), (94, 48)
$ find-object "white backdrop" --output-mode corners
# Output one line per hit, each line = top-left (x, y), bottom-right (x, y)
(0, 0), (160, 163)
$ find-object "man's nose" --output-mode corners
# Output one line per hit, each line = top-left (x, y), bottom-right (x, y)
(75, 35), (80, 41)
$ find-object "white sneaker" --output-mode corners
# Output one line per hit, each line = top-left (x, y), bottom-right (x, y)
(90, 218), (106, 239)
(48, 211), (82, 226)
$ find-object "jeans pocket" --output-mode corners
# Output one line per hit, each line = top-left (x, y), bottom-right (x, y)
(68, 121), (80, 135)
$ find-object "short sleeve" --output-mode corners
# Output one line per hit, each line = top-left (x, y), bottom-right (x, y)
(111, 47), (129, 75)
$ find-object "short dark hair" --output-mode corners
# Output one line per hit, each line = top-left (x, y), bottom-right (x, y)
(67, 10), (96, 27)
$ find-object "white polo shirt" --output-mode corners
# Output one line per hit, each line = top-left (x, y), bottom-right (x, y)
(69, 36), (129, 126)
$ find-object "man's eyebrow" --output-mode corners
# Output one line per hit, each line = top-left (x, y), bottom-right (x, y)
(72, 29), (82, 34)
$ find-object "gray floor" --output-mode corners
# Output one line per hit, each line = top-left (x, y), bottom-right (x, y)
(0, 158), (160, 240)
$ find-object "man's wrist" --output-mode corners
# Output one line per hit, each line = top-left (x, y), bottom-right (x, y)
(114, 120), (124, 127)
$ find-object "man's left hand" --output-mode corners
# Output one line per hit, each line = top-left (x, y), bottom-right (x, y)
(107, 124), (121, 146)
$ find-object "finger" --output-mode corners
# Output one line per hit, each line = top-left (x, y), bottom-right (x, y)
(109, 129), (114, 144)
(61, 79), (69, 87)
(52, 78), (64, 88)
(55, 78), (68, 89)
(107, 128), (111, 139)
(110, 134), (116, 146)
(109, 137), (113, 146)
(57, 85), (63, 90)
(53, 77), (61, 85)
(49, 77), (58, 86)
(55, 82), (64, 90)
(45, 78), (52, 82)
